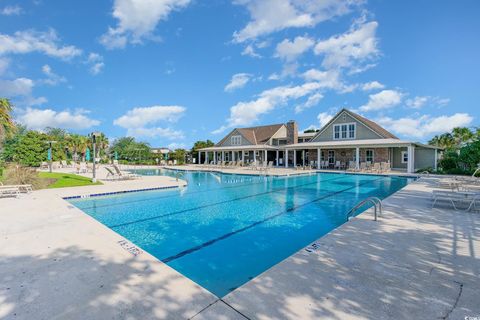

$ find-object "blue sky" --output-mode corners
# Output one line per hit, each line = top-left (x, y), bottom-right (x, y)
(1, 0), (479, 149)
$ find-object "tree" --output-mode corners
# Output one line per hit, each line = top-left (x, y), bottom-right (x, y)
(12, 131), (48, 167)
(0, 98), (16, 145)
(169, 149), (187, 164)
(429, 133), (455, 150)
(452, 127), (474, 148)
(459, 140), (480, 171)
(303, 129), (319, 133)
(110, 137), (151, 163)
(191, 140), (214, 160)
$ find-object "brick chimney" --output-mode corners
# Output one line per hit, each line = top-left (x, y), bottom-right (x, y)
(286, 120), (298, 145)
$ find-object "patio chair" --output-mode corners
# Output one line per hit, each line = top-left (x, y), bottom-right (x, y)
(372, 162), (381, 173)
(105, 167), (120, 180)
(79, 162), (87, 173)
(0, 186), (20, 198)
(383, 162), (391, 173)
(113, 164), (140, 179)
(334, 161), (342, 170)
(432, 190), (480, 211)
(360, 162), (367, 172)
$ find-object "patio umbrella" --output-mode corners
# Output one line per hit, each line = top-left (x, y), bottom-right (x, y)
(85, 147), (91, 161)
(114, 151), (118, 160)
(47, 148), (52, 161)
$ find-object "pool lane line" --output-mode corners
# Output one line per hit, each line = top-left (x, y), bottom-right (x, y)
(161, 176), (386, 264)
(73, 173), (339, 211)
(107, 175), (356, 229)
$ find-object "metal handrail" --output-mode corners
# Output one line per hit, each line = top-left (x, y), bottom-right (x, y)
(175, 171), (185, 182)
(346, 197), (383, 221)
(472, 167), (480, 178)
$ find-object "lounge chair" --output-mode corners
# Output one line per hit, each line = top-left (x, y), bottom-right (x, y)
(347, 161), (356, 172)
(113, 164), (140, 179)
(105, 167), (120, 180)
(381, 162), (391, 173)
(432, 190), (480, 211)
(334, 161), (342, 170)
(360, 162), (367, 172)
(0, 186), (20, 198)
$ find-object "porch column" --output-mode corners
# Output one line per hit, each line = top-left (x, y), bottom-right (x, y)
(434, 149), (438, 171)
(222, 151), (225, 162)
(276, 150), (279, 166)
(317, 148), (321, 169)
(206, 152), (209, 164)
(355, 147), (360, 170)
(285, 150), (288, 168)
(213, 151), (216, 165)
(254, 151), (257, 165)
(293, 149), (297, 167)
(302, 150), (305, 167)
(264, 150), (267, 163)
(407, 145), (415, 173)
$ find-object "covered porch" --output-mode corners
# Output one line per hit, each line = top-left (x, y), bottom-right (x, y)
(283, 139), (441, 173)
(198, 145), (281, 166)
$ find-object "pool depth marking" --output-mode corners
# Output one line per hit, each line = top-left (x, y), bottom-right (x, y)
(107, 175), (350, 229)
(161, 176), (385, 263)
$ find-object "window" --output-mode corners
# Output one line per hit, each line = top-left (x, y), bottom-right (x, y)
(366, 149), (374, 162)
(401, 151), (408, 164)
(231, 135), (241, 145)
(333, 123), (356, 140)
(328, 150), (335, 164)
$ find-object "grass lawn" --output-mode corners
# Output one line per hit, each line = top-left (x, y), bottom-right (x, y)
(38, 172), (102, 188)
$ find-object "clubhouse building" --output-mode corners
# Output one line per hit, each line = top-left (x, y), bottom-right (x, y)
(198, 109), (441, 173)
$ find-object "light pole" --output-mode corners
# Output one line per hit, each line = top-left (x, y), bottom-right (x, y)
(46, 141), (57, 173)
(91, 132), (101, 182)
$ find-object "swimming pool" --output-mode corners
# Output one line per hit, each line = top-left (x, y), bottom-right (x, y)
(68, 169), (413, 297)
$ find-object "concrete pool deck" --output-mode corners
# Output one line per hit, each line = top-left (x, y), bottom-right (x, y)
(0, 173), (479, 319)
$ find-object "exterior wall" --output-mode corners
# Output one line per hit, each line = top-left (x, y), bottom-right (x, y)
(270, 126), (287, 143)
(286, 121), (298, 145)
(218, 129), (253, 147)
(415, 148), (436, 170)
(311, 112), (383, 142)
(392, 147), (407, 169)
(304, 148), (389, 165)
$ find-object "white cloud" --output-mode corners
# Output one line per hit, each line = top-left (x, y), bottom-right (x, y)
(361, 81), (384, 91)
(314, 19), (378, 70)
(359, 89), (403, 112)
(0, 78), (34, 97)
(17, 108), (100, 130)
(86, 53), (105, 75)
(318, 111), (334, 127)
(213, 82), (322, 133)
(377, 113), (473, 139)
(406, 96), (450, 109)
(301, 68), (344, 91)
(167, 142), (187, 150)
(0, 29), (82, 59)
(1, 5), (23, 16)
(100, 0), (191, 49)
(275, 36), (314, 62)
(233, 0), (360, 43)
(41, 65), (66, 86)
(126, 127), (184, 140)
(0, 57), (10, 76)
(114, 105), (186, 128)
(241, 44), (261, 58)
(225, 73), (252, 92)
(295, 92), (323, 113)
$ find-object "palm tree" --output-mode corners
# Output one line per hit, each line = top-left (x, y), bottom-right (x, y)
(452, 127), (473, 148)
(0, 98), (16, 145)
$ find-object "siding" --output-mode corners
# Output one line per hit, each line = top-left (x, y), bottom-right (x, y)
(218, 129), (253, 147)
(415, 148), (436, 170)
(392, 147), (407, 169)
(311, 112), (383, 142)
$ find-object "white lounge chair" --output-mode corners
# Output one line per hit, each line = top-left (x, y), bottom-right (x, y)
(0, 186), (20, 198)
(432, 190), (480, 211)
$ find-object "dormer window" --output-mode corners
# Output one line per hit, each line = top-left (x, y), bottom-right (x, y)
(333, 123), (356, 140)
(231, 135), (242, 145)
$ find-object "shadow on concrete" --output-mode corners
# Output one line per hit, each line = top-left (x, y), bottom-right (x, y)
(0, 246), (212, 319)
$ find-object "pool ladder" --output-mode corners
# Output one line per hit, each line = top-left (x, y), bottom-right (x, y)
(346, 197), (383, 222)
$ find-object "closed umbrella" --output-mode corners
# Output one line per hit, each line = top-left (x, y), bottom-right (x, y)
(85, 147), (91, 161)
(114, 151), (118, 161)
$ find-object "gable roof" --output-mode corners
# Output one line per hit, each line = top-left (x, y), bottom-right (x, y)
(312, 108), (398, 140)
(216, 124), (285, 146)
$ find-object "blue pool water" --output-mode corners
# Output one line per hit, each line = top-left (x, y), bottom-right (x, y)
(68, 169), (412, 297)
